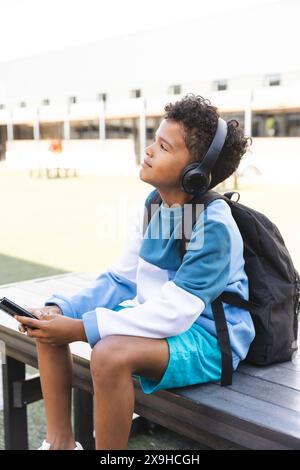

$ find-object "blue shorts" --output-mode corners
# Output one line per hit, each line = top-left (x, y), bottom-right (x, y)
(114, 304), (222, 395)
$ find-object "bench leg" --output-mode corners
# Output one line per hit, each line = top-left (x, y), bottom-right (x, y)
(73, 388), (95, 450)
(2, 356), (28, 449)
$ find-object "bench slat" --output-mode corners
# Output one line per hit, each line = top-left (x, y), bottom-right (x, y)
(134, 387), (298, 450)
(278, 360), (300, 372)
(33, 272), (95, 287)
(237, 363), (300, 391)
(69, 272), (97, 282)
(227, 371), (300, 413)
(16, 278), (83, 298)
(13, 278), (90, 299)
(0, 272), (75, 289)
(176, 383), (300, 443)
(0, 286), (47, 308)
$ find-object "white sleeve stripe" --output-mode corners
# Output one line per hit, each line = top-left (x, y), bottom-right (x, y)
(96, 281), (205, 339)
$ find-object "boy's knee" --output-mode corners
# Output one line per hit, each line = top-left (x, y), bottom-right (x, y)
(90, 336), (131, 379)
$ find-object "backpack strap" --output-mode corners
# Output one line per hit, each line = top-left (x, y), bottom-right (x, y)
(211, 298), (233, 386)
(219, 291), (258, 311)
(212, 292), (259, 386)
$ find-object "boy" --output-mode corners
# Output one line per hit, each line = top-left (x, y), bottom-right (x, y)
(17, 94), (255, 450)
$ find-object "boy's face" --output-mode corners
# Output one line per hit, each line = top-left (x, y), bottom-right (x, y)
(140, 119), (191, 192)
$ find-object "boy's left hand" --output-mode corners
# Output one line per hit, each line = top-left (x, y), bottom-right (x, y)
(15, 313), (87, 346)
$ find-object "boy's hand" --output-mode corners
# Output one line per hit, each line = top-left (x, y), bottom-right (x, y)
(16, 313), (87, 346)
(18, 305), (62, 333)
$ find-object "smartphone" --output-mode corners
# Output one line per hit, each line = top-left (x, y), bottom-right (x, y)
(0, 297), (38, 320)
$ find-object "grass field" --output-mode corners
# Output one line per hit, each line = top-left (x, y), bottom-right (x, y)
(0, 166), (299, 449)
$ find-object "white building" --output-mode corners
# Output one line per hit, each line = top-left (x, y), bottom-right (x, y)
(0, 0), (300, 180)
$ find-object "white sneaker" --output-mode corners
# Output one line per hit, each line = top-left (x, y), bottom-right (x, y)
(38, 440), (51, 450)
(38, 439), (83, 450)
(74, 442), (83, 450)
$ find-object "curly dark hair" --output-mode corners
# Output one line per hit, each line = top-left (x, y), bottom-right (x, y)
(163, 93), (251, 189)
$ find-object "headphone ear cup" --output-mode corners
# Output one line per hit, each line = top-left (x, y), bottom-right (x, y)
(181, 163), (211, 195)
(181, 163), (198, 193)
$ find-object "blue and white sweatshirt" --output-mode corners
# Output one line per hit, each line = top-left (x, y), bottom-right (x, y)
(45, 189), (255, 370)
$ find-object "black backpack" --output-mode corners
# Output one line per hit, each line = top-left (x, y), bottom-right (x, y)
(144, 189), (300, 386)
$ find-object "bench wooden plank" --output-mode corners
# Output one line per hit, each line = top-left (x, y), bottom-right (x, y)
(54, 274), (97, 288)
(0, 286), (46, 310)
(13, 278), (90, 300)
(33, 272), (95, 287)
(228, 371), (300, 413)
(176, 384), (300, 446)
(69, 272), (97, 282)
(279, 361), (300, 372)
(133, 385), (298, 450)
(238, 363), (300, 391)
(15, 278), (84, 298)
(0, 272), (75, 289)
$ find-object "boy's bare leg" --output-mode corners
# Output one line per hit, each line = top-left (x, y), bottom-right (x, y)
(36, 341), (76, 450)
(91, 335), (169, 450)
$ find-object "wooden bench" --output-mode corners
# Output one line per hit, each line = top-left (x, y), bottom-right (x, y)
(1, 272), (300, 450)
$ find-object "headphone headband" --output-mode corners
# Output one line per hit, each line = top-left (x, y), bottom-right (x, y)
(199, 118), (228, 174)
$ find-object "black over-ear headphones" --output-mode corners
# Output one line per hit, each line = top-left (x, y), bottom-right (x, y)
(181, 117), (228, 196)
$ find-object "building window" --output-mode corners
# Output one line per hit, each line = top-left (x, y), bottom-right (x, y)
(68, 96), (77, 104)
(215, 80), (227, 91)
(19, 102), (27, 108)
(130, 89), (142, 98)
(40, 122), (64, 139)
(42, 98), (50, 106)
(98, 93), (107, 102)
(286, 113), (300, 136)
(252, 112), (300, 137)
(0, 104), (5, 110)
(252, 113), (284, 137)
(70, 120), (99, 139)
(168, 84), (181, 95)
(106, 117), (140, 163)
(13, 124), (34, 139)
(266, 74), (281, 87)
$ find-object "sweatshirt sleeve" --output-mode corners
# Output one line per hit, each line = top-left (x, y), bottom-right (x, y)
(84, 203), (232, 346)
(44, 201), (144, 322)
